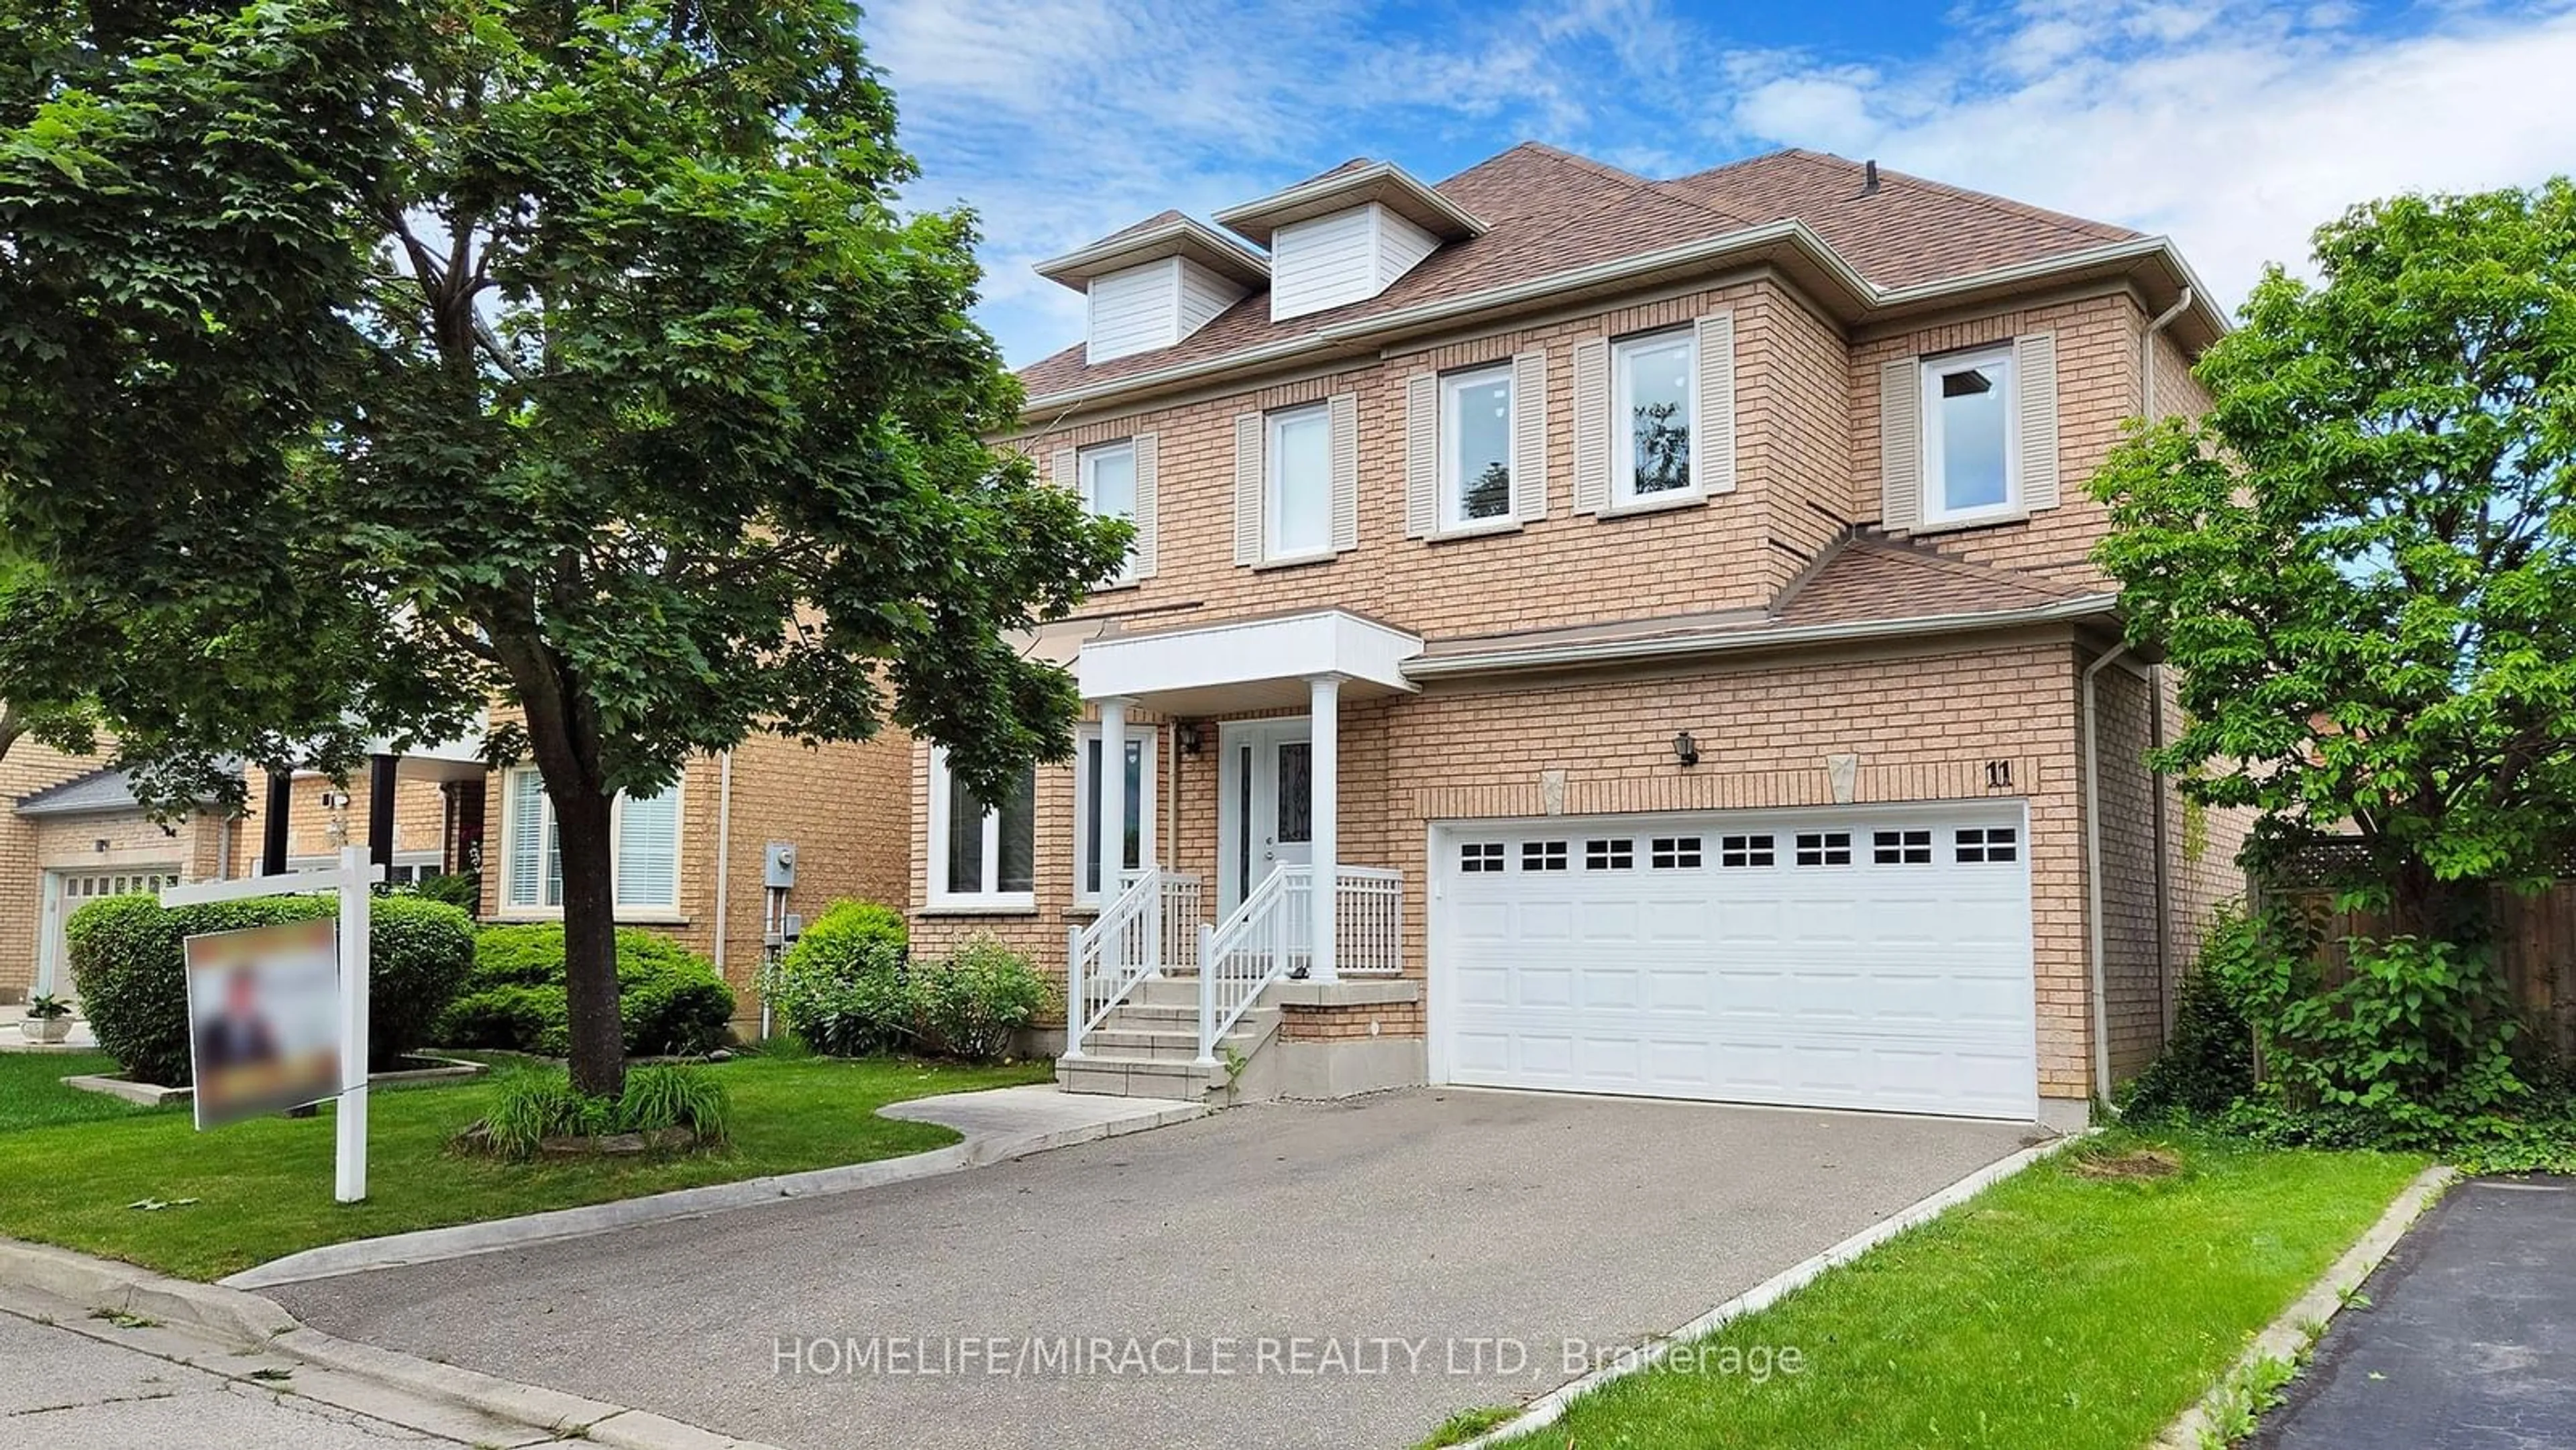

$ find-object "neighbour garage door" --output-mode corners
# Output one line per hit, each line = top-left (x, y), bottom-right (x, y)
(1434, 807), (2037, 1119)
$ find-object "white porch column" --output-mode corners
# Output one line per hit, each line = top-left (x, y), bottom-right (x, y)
(1097, 696), (1132, 901)
(1307, 674), (1340, 983)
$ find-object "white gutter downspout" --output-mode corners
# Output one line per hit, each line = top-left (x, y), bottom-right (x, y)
(2141, 286), (2192, 421)
(710, 749), (740, 1032)
(2082, 644), (2130, 1108)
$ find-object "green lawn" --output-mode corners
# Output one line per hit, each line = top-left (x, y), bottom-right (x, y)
(0, 1050), (171, 1131)
(1484, 1133), (2426, 1450)
(0, 1050), (1051, 1280)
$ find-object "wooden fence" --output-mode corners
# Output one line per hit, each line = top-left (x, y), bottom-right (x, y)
(2263, 840), (2576, 1058)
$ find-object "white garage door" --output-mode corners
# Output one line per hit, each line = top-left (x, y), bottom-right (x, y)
(1433, 807), (2037, 1119)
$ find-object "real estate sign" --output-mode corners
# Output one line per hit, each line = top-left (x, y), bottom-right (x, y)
(183, 917), (342, 1129)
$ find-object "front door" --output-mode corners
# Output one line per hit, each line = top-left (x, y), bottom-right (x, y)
(1218, 720), (1313, 914)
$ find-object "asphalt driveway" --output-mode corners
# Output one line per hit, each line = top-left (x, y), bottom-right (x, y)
(272, 1089), (2033, 1450)
(2262, 1174), (2576, 1449)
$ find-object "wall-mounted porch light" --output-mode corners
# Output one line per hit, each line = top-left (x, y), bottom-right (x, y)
(1177, 722), (1204, 756)
(1672, 730), (1700, 767)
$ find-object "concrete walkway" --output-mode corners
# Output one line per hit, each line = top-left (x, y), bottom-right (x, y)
(2261, 1174), (2576, 1449)
(275, 1089), (2035, 1450)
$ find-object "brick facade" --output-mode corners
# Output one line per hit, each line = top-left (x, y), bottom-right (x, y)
(910, 248), (2249, 1105)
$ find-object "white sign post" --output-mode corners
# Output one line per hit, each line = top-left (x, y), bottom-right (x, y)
(163, 845), (384, 1203)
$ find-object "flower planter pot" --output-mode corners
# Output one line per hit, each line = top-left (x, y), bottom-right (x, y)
(19, 1018), (72, 1044)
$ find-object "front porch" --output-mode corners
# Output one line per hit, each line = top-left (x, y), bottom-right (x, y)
(1056, 610), (1427, 1101)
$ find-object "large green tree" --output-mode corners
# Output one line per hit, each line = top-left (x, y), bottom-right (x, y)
(0, 1), (1123, 1095)
(2092, 179), (2576, 946)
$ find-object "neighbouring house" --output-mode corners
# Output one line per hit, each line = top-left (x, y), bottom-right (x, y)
(1, 720), (914, 1037)
(910, 143), (2249, 1127)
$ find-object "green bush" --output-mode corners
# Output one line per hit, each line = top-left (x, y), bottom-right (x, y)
(2120, 905), (2264, 1123)
(759, 906), (1044, 1063)
(399, 870), (482, 916)
(67, 892), (476, 1087)
(914, 937), (1049, 1061)
(468, 1062), (730, 1160)
(760, 899), (912, 1057)
(436, 924), (735, 1057)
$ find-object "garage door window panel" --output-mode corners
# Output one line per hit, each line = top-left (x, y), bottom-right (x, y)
(1719, 834), (1775, 868)
(1521, 840), (1568, 871)
(1460, 842), (1505, 873)
(1873, 828), (1933, 865)
(1794, 831), (1851, 867)
(1956, 826), (2019, 863)
(1650, 836), (1702, 869)
(1584, 838), (1634, 871)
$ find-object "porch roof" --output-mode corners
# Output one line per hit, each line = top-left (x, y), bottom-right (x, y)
(1075, 608), (1422, 714)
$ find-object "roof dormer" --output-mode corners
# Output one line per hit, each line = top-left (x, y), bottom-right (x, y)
(1215, 160), (1486, 323)
(1036, 212), (1270, 365)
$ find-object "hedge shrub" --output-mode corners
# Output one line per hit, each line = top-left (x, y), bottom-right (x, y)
(759, 903), (1045, 1062)
(759, 900), (910, 1057)
(67, 893), (476, 1087)
(436, 924), (735, 1057)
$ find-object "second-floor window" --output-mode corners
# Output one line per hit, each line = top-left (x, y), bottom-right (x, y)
(1078, 441), (1138, 585)
(1920, 346), (2016, 525)
(1265, 404), (1332, 562)
(1615, 329), (1697, 504)
(1440, 364), (1515, 530)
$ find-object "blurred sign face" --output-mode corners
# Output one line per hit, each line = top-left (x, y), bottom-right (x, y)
(184, 919), (342, 1129)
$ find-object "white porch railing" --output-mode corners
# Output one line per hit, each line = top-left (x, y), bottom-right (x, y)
(1195, 865), (1308, 1064)
(1193, 866), (1406, 1061)
(1063, 868), (1203, 1060)
(1333, 866), (1403, 976)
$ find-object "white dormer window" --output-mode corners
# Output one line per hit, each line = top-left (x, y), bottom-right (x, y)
(1034, 215), (1268, 367)
(1214, 161), (1487, 325)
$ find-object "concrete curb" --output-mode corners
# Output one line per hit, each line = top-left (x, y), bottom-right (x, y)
(1457, 1129), (2087, 1450)
(0, 1236), (777, 1448)
(2153, 1163), (2459, 1449)
(224, 1096), (1205, 1290)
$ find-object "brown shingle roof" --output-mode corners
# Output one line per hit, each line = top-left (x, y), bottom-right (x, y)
(1016, 142), (2145, 402)
(1771, 535), (2095, 627)
(1660, 150), (2140, 291)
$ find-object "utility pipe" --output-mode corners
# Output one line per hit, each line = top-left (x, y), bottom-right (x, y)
(2082, 643), (2131, 1107)
(710, 750), (739, 1031)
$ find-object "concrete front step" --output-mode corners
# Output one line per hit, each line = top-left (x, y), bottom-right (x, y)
(1121, 976), (1204, 1009)
(1055, 1054), (1228, 1100)
(1081, 1025), (1267, 1062)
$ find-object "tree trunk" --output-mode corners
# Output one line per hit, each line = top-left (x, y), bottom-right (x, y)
(492, 625), (627, 1099)
(547, 777), (625, 1098)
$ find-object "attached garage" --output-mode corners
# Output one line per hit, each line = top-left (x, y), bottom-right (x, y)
(1428, 805), (2038, 1120)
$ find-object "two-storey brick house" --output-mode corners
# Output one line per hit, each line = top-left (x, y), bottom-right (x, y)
(910, 142), (2245, 1128)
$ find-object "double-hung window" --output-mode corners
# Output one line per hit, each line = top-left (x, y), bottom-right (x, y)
(1920, 346), (2017, 525)
(1613, 329), (1697, 505)
(929, 748), (1036, 910)
(500, 767), (681, 913)
(1439, 364), (1515, 531)
(1073, 727), (1158, 905)
(1265, 405), (1332, 562)
(1078, 441), (1138, 585)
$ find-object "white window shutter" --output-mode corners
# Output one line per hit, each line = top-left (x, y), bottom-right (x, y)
(1403, 374), (1436, 539)
(1131, 431), (1159, 579)
(2014, 331), (2061, 512)
(1695, 311), (1737, 496)
(1511, 350), (1548, 522)
(1572, 338), (1610, 514)
(1051, 447), (1076, 492)
(1232, 412), (1263, 567)
(506, 770), (545, 908)
(1879, 357), (1921, 532)
(1328, 392), (1360, 552)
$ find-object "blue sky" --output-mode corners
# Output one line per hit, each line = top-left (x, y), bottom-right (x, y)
(858, 1), (2576, 367)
